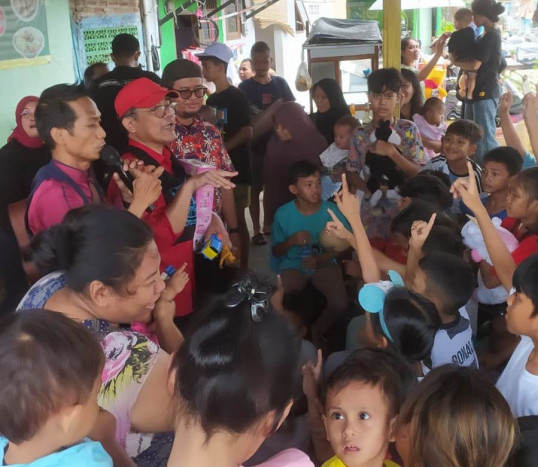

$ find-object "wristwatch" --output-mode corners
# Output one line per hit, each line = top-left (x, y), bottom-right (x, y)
(228, 227), (240, 234)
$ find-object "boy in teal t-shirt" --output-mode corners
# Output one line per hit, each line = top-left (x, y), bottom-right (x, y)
(271, 160), (349, 343)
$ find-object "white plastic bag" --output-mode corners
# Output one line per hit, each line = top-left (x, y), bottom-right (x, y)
(295, 61), (312, 92)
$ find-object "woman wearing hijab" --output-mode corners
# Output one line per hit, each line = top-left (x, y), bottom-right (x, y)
(263, 102), (327, 228)
(0, 96), (49, 313)
(311, 79), (350, 145)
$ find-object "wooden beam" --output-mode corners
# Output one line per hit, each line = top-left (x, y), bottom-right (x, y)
(382, 0), (401, 70)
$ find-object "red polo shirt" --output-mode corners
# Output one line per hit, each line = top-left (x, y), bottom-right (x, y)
(110, 139), (195, 316)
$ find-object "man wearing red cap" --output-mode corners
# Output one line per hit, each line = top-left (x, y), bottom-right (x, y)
(114, 77), (236, 318)
(26, 83), (160, 235)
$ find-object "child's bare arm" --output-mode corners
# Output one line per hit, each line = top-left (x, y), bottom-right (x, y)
(404, 214), (436, 286)
(334, 175), (381, 283)
(499, 92), (527, 157)
(451, 163), (516, 291)
(89, 410), (136, 467)
(523, 88), (538, 161)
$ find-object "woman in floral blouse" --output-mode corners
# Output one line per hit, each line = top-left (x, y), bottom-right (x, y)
(18, 205), (188, 465)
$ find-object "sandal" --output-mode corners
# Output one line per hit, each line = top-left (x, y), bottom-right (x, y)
(252, 233), (267, 245)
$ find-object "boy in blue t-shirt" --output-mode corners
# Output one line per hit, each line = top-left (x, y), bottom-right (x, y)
(272, 160), (349, 344)
(0, 310), (112, 466)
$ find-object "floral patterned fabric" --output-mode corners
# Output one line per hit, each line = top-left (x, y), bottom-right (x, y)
(170, 119), (234, 214)
(346, 119), (426, 177)
(17, 272), (161, 457)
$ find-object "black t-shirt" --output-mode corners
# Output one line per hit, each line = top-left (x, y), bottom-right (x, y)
(0, 140), (50, 230)
(90, 66), (161, 151)
(207, 86), (252, 185)
(465, 29), (502, 100)
(448, 27), (476, 61)
(238, 76), (295, 112)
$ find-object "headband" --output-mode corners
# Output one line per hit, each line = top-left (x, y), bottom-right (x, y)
(358, 270), (404, 342)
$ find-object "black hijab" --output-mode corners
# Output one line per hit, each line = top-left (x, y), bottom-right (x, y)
(312, 78), (350, 145)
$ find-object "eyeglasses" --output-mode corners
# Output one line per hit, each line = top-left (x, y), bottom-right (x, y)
(20, 109), (34, 118)
(125, 101), (177, 119)
(172, 87), (207, 100)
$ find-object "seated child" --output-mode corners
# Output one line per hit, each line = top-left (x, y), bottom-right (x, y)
(0, 309), (112, 466)
(470, 146), (523, 220)
(448, 8), (482, 100)
(412, 97), (447, 159)
(395, 366), (516, 467)
(424, 119), (483, 213)
(320, 116), (359, 200)
(271, 160), (350, 344)
(321, 349), (417, 467)
(496, 255), (538, 417)
(408, 250), (477, 373)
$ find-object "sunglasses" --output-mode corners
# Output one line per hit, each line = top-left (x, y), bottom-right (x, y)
(172, 87), (207, 100)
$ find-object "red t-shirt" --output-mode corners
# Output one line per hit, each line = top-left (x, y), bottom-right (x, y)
(108, 139), (195, 316)
(502, 217), (538, 266)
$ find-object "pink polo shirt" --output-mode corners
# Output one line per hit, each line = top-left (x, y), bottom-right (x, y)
(27, 160), (119, 235)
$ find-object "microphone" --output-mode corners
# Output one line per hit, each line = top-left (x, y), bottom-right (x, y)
(99, 145), (155, 212)
(100, 145), (134, 192)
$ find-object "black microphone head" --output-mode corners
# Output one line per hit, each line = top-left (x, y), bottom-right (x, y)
(99, 145), (122, 168)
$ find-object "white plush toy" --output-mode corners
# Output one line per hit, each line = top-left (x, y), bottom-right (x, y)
(461, 217), (519, 304)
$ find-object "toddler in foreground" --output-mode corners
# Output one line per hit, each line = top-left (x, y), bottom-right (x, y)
(0, 309), (111, 466)
(321, 348), (416, 467)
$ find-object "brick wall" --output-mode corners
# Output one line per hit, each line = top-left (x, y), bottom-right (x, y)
(70, 0), (140, 22)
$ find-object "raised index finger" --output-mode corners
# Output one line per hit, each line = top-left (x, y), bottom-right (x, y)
(327, 208), (340, 224)
(466, 161), (478, 191)
(341, 173), (350, 195)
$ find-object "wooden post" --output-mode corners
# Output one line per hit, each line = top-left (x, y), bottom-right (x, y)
(383, 0), (401, 116)
(382, 0), (401, 70)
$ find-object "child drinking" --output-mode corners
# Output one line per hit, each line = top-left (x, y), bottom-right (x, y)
(395, 366), (515, 467)
(448, 8), (482, 100)
(0, 309), (112, 466)
(412, 97), (447, 159)
(320, 116), (359, 200)
(321, 349), (417, 467)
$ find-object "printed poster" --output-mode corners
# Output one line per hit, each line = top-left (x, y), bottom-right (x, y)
(0, 0), (50, 70)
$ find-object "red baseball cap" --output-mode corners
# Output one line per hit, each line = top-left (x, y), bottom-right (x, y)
(115, 77), (179, 117)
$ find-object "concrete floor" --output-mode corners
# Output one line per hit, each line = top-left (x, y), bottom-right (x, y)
(243, 196), (274, 281)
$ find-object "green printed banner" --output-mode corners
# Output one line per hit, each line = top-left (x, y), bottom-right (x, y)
(0, 0), (50, 70)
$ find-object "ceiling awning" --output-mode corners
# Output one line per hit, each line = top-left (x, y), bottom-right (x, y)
(369, 0), (465, 10)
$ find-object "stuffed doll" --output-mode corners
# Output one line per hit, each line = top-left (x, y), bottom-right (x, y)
(369, 119), (402, 146)
(461, 217), (519, 304)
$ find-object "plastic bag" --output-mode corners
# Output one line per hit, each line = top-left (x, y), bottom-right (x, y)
(295, 61), (312, 92)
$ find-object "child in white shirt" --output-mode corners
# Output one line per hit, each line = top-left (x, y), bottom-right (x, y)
(496, 255), (538, 417)
(320, 116), (359, 199)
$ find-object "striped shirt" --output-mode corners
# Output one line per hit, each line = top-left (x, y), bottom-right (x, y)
(423, 155), (483, 192)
